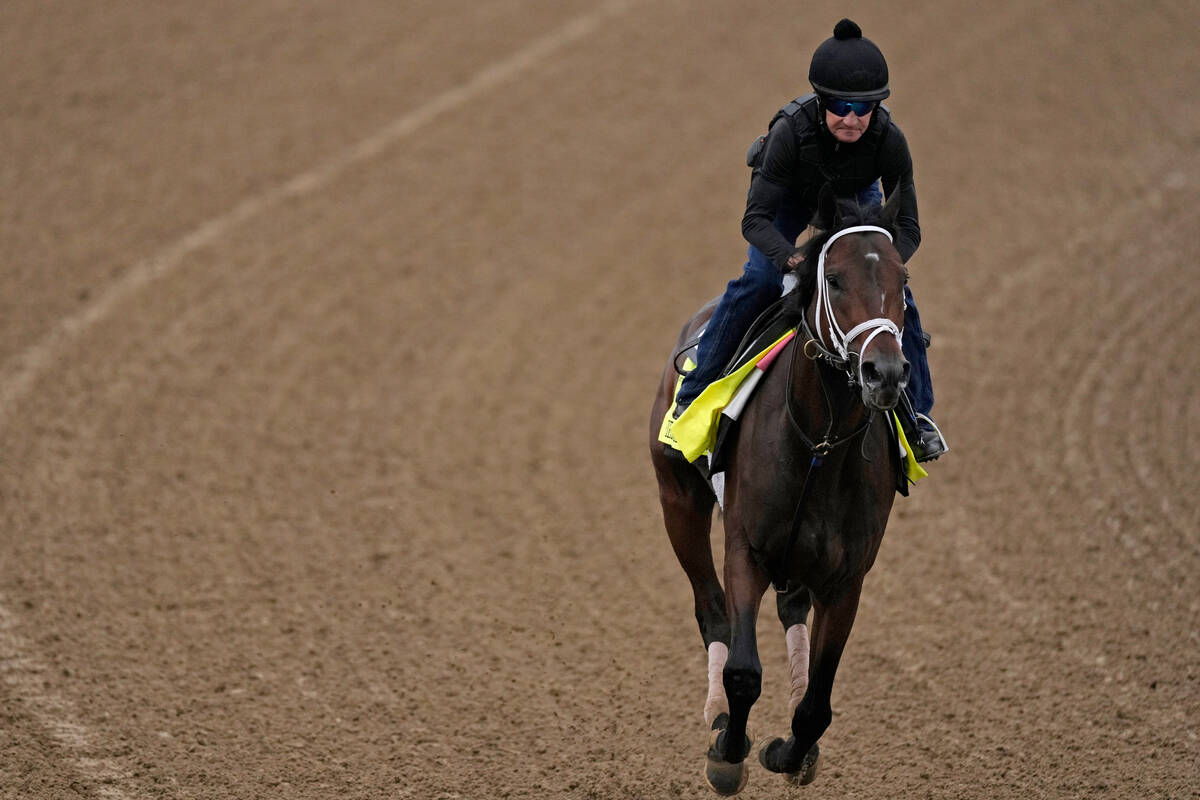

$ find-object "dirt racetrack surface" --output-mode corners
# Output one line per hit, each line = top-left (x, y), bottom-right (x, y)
(2, 1), (1197, 798)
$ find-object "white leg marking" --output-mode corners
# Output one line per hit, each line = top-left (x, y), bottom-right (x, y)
(786, 624), (810, 714)
(704, 641), (730, 726)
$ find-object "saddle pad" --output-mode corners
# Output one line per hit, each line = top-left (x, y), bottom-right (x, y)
(659, 330), (796, 463)
(892, 411), (929, 484)
(660, 335), (929, 489)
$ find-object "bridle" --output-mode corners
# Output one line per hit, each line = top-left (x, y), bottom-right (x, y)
(785, 223), (905, 455)
(804, 225), (903, 388)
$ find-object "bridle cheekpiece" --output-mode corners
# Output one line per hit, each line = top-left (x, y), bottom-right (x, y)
(809, 225), (903, 387)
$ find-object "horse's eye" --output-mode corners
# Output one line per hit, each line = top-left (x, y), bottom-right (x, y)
(825, 274), (842, 291)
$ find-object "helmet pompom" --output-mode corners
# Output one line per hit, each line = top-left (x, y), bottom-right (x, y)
(833, 19), (862, 39)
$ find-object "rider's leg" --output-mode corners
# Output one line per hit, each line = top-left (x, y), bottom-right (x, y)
(856, 179), (883, 207)
(901, 285), (933, 416)
(901, 285), (947, 460)
(675, 208), (806, 413)
(674, 248), (780, 411)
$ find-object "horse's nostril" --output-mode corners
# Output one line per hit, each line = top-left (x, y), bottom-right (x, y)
(863, 358), (908, 389)
(861, 361), (881, 385)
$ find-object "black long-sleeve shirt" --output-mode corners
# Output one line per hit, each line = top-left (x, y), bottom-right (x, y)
(742, 95), (921, 267)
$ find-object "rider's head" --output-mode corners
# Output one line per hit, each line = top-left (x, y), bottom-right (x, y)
(809, 19), (890, 143)
(809, 18), (890, 102)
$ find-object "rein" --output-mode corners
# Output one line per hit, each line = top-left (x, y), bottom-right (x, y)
(774, 225), (897, 591)
(776, 320), (877, 591)
(783, 318), (874, 459)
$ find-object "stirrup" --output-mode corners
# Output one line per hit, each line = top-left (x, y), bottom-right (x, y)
(913, 412), (949, 462)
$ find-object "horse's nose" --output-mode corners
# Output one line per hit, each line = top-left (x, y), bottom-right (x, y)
(860, 355), (909, 408)
(861, 355), (909, 388)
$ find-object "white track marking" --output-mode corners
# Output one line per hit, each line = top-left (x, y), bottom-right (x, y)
(0, 0), (634, 427)
(0, 4), (635, 796)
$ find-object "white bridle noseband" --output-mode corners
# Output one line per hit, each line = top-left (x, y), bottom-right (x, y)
(813, 225), (903, 385)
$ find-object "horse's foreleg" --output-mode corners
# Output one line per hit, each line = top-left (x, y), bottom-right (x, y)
(785, 622), (810, 715)
(720, 538), (770, 760)
(796, 580), (863, 744)
(756, 623), (817, 784)
(760, 578), (864, 782)
(704, 537), (769, 795)
(775, 586), (812, 714)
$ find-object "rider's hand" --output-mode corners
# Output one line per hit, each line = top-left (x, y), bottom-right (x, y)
(786, 250), (805, 270)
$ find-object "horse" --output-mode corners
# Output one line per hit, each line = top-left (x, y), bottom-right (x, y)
(649, 190), (911, 795)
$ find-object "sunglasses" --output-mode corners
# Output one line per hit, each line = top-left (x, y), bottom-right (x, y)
(826, 98), (876, 117)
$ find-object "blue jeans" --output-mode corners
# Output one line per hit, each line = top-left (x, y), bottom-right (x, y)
(902, 285), (934, 416)
(677, 181), (934, 417)
(676, 208), (806, 407)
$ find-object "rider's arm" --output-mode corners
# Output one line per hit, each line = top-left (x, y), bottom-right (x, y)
(741, 120), (801, 270)
(879, 126), (921, 263)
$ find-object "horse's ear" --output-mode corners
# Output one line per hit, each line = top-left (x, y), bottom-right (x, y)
(880, 185), (903, 233)
(813, 183), (837, 231)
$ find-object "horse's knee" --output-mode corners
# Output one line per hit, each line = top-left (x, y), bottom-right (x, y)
(723, 664), (762, 707)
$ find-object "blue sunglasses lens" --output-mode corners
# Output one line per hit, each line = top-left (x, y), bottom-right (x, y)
(827, 98), (875, 117)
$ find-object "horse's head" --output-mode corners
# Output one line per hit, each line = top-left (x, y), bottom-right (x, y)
(791, 189), (910, 411)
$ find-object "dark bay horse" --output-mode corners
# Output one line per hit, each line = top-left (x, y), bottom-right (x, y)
(649, 193), (910, 794)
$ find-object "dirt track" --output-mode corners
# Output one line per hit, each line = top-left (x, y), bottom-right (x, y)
(2, 1), (1197, 798)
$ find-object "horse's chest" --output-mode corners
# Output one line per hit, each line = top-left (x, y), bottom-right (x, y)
(735, 472), (888, 591)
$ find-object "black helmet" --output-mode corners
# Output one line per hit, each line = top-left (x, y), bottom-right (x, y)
(808, 19), (890, 102)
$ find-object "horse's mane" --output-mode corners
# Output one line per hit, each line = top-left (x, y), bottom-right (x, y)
(782, 196), (899, 321)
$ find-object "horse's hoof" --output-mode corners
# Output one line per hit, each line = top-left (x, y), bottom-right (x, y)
(758, 737), (787, 772)
(704, 755), (749, 796)
(786, 742), (820, 786)
(704, 727), (752, 796)
(757, 737), (819, 785)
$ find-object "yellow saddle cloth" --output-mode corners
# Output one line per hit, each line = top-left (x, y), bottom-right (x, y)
(658, 332), (927, 485)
